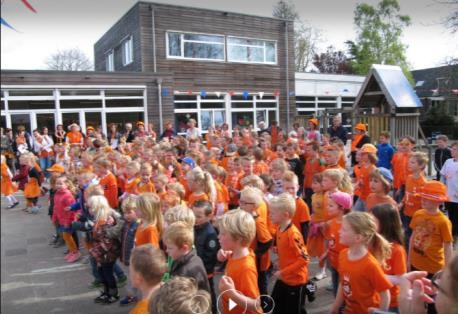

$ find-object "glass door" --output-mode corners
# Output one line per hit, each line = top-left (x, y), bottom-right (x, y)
(62, 112), (81, 129)
(10, 113), (31, 134)
(36, 113), (56, 135)
(85, 112), (102, 130)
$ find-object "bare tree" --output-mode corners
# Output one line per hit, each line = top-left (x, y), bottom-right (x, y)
(273, 0), (322, 72)
(45, 48), (93, 71)
(435, 0), (458, 33)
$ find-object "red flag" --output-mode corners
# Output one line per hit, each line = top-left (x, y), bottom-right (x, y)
(21, 0), (37, 13)
(187, 89), (193, 95)
(273, 90), (280, 97)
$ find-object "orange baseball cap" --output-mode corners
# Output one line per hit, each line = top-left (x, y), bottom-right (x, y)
(360, 143), (377, 154)
(417, 181), (448, 202)
(309, 118), (319, 126)
(355, 123), (367, 132)
(86, 126), (95, 131)
(136, 121), (144, 126)
(47, 164), (65, 173)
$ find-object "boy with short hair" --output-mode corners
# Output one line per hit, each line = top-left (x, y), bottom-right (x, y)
(192, 200), (220, 314)
(129, 244), (167, 314)
(269, 193), (310, 314)
(217, 209), (262, 314)
(376, 131), (394, 170)
(163, 221), (210, 293)
(435, 135), (452, 181)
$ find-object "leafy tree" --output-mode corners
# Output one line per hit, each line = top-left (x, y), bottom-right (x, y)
(273, 0), (321, 72)
(45, 48), (93, 71)
(313, 46), (354, 74)
(346, 0), (411, 78)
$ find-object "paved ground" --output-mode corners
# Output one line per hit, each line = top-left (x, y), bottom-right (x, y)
(1, 192), (334, 314)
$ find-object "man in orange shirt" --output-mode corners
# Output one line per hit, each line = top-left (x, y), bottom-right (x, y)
(94, 159), (119, 209)
(269, 193), (310, 314)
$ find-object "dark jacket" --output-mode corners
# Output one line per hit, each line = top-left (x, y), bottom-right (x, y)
(119, 219), (139, 266)
(160, 129), (176, 141)
(170, 249), (211, 292)
(328, 125), (348, 144)
(90, 217), (121, 264)
(285, 157), (304, 188)
(194, 222), (220, 275)
(12, 164), (30, 190)
(435, 147), (452, 174)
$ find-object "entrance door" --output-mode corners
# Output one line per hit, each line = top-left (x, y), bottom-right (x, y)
(36, 113), (56, 135)
(10, 113), (31, 134)
(62, 112), (81, 129)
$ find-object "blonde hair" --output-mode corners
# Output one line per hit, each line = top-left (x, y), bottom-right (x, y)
(164, 205), (195, 228)
(136, 193), (163, 234)
(167, 182), (186, 200)
(269, 192), (296, 217)
(322, 168), (354, 194)
(149, 276), (211, 314)
(56, 175), (78, 196)
(85, 184), (105, 198)
(186, 167), (217, 204)
(410, 151), (428, 170)
(218, 209), (256, 246)
(130, 244), (167, 286)
(87, 195), (112, 221)
(240, 175), (265, 190)
(270, 158), (288, 172)
(282, 170), (299, 185)
(240, 186), (263, 206)
(121, 195), (137, 213)
(343, 212), (391, 267)
(126, 161), (141, 173)
(163, 221), (194, 249)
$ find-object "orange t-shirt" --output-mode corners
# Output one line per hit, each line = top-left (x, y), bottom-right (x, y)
(409, 209), (453, 274)
(303, 158), (325, 189)
(250, 214), (272, 272)
(135, 224), (160, 248)
(353, 165), (361, 198)
(253, 160), (269, 175)
(292, 198), (311, 237)
(391, 152), (411, 189)
(338, 151), (346, 168)
(222, 251), (260, 314)
(403, 174), (427, 217)
(137, 181), (156, 194)
(384, 242), (407, 308)
(66, 131), (83, 145)
(129, 298), (149, 314)
(124, 177), (141, 195)
(355, 164), (376, 201)
(187, 192), (209, 208)
(324, 217), (347, 270)
(276, 223), (309, 286)
(225, 171), (243, 205)
(311, 192), (326, 222)
(215, 181), (229, 213)
(99, 171), (119, 209)
(178, 176), (191, 201)
(366, 193), (398, 212)
(338, 249), (393, 313)
(263, 149), (276, 164)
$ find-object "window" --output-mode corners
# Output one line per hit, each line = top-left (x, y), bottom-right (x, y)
(106, 50), (114, 71)
(227, 37), (276, 64)
(167, 32), (225, 61)
(122, 36), (133, 66)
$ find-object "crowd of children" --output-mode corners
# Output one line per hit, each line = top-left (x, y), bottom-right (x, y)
(1, 120), (458, 314)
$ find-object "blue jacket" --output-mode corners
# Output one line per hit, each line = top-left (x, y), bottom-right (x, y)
(194, 221), (220, 275)
(120, 219), (139, 266)
(377, 143), (394, 169)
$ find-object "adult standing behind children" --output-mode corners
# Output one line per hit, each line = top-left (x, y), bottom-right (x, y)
(435, 135), (452, 180)
(328, 116), (348, 145)
(350, 123), (371, 166)
(440, 141), (458, 242)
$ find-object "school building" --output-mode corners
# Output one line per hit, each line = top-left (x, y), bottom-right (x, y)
(0, 1), (365, 136)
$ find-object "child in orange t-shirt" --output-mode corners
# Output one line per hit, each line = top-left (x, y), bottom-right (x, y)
(226, 157), (244, 209)
(239, 187), (272, 296)
(186, 167), (216, 208)
(120, 161), (141, 200)
(94, 159), (119, 209)
(366, 167), (397, 212)
(152, 174), (169, 201)
(207, 164), (229, 217)
(401, 152), (428, 245)
(217, 210), (262, 314)
(283, 171), (311, 242)
(1, 155), (19, 208)
(269, 193), (310, 314)
(302, 141), (325, 207)
(137, 163), (156, 194)
(330, 212), (393, 314)
(371, 203), (407, 312)
(353, 144), (377, 212)
(391, 137), (415, 202)
(134, 193), (163, 248)
(252, 148), (269, 176)
(323, 191), (352, 296)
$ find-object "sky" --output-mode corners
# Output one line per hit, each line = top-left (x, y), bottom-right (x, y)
(1, 0), (457, 71)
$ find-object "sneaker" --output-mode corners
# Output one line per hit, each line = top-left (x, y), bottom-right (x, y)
(29, 206), (39, 214)
(81, 255), (90, 264)
(94, 292), (108, 303)
(119, 296), (137, 306)
(101, 295), (119, 305)
(67, 251), (81, 263)
(64, 252), (73, 261)
(63, 249), (69, 255)
(305, 281), (317, 302)
(7, 202), (19, 209)
(88, 281), (103, 289)
(313, 272), (328, 281)
(117, 275), (128, 288)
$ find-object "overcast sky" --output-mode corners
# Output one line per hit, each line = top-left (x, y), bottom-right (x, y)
(1, 0), (456, 71)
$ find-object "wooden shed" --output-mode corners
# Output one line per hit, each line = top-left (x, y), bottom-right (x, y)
(353, 64), (423, 145)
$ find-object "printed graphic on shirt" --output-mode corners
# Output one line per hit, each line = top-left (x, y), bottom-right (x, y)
(412, 220), (436, 256)
(342, 275), (352, 298)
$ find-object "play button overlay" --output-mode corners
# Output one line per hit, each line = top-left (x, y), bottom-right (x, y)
(217, 289), (247, 313)
(258, 295), (275, 313)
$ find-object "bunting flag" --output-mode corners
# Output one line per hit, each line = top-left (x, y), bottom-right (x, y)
(161, 88), (169, 97)
(258, 92), (264, 99)
(200, 90), (207, 98)
(452, 89), (458, 95)
(229, 91), (235, 97)
(0, 18), (17, 31)
(342, 88), (349, 93)
(187, 89), (193, 95)
(289, 91), (295, 96)
(21, 0), (37, 13)
(215, 91), (221, 98)
(243, 90), (249, 100)
(174, 90), (180, 95)
(273, 90), (280, 97)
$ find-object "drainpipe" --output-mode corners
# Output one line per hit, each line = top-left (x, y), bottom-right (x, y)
(285, 20), (290, 131)
(151, 5), (157, 73)
(157, 78), (163, 133)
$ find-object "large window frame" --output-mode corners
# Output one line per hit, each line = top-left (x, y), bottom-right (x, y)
(227, 36), (277, 65)
(166, 31), (225, 62)
(106, 50), (114, 71)
(122, 36), (133, 66)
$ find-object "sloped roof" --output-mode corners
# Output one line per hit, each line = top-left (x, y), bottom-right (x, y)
(411, 64), (458, 98)
(355, 64), (422, 108)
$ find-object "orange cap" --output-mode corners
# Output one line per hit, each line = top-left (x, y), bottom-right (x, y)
(355, 123), (367, 132)
(86, 126), (95, 131)
(309, 118), (319, 126)
(136, 121), (144, 126)
(47, 164), (65, 173)
(417, 181), (448, 202)
(360, 143), (377, 154)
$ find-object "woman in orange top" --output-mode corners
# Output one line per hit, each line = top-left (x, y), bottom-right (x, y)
(1, 155), (19, 208)
(134, 193), (162, 248)
(330, 212), (392, 314)
(354, 144), (378, 212)
(371, 204), (407, 312)
(65, 123), (84, 147)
